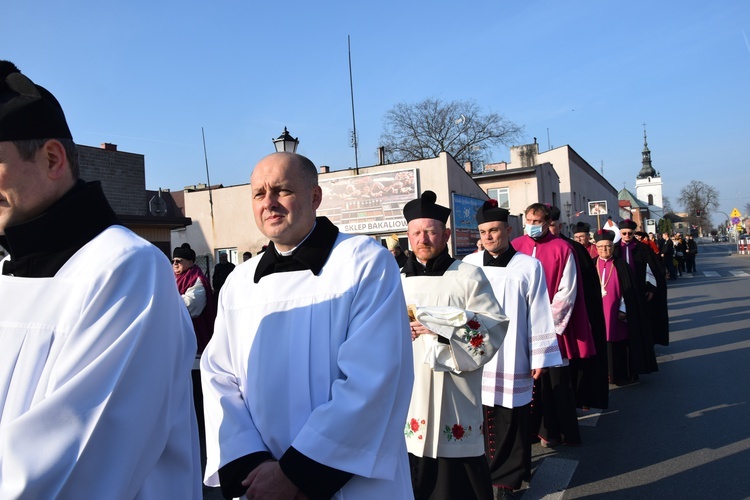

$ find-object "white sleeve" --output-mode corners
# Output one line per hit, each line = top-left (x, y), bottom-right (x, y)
(528, 263), (563, 370)
(0, 245), (201, 499)
(182, 277), (207, 317)
(550, 252), (577, 335)
(416, 267), (508, 374)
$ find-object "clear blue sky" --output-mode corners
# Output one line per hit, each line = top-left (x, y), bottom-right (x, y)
(4, 1), (749, 225)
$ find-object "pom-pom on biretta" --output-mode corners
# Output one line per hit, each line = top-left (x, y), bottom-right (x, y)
(594, 229), (615, 242)
(476, 199), (509, 224)
(403, 190), (451, 224)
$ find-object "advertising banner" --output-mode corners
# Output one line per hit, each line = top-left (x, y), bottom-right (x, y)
(452, 194), (487, 256)
(317, 169), (418, 234)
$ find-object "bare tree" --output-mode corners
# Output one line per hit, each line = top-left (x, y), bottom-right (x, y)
(379, 98), (523, 169)
(678, 180), (719, 234)
(661, 196), (673, 214)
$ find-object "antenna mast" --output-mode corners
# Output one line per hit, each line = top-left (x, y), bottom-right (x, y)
(348, 35), (360, 174)
(201, 127), (214, 219)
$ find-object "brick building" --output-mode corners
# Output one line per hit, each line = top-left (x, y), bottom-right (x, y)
(79, 143), (190, 257)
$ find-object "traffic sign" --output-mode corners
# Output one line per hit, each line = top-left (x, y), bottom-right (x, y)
(731, 208), (741, 218)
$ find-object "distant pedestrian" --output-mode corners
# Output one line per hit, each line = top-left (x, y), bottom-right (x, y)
(673, 235), (685, 276)
(660, 232), (677, 280)
(685, 234), (698, 273)
(212, 251), (235, 296)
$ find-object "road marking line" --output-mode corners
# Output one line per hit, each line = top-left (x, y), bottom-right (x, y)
(730, 270), (749, 277)
(702, 271), (720, 277)
(577, 408), (601, 427)
(525, 457), (578, 500)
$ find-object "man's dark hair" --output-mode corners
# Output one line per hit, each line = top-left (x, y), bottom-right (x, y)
(12, 138), (80, 179)
(524, 202), (551, 221)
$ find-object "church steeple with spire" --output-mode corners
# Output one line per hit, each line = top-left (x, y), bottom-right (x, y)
(637, 128), (658, 179)
(634, 125), (663, 208)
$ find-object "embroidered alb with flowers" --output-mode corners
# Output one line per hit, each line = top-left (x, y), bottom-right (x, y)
(401, 260), (508, 459)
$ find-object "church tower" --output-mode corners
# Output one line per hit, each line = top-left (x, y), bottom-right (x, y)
(635, 127), (663, 208)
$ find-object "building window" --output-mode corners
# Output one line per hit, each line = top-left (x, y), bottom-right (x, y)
(648, 194), (654, 205)
(487, 188), (510, 209)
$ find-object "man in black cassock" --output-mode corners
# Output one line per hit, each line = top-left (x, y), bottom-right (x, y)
(615, 220), (669, 346)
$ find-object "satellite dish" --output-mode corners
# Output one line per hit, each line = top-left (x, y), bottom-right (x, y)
(149, 194), (167, 216)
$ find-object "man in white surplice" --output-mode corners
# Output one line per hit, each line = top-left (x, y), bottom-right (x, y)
(0, 61), (201, 498)
(463, 200), (562, 499)
(400, 191), (509, 500)
(200, 152), (414, 499)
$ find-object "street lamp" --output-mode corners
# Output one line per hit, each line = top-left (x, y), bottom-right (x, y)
(272, 127), (299, 153)
(564, 200), (572, 234)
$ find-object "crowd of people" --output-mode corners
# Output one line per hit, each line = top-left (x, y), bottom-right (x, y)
(2, 60), (686, 499)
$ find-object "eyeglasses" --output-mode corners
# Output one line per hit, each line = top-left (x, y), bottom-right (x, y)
(172, 258), (185, 265)
(620, 231), (634, 236)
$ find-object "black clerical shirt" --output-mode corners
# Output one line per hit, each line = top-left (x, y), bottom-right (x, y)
(0, 181), (119, 278)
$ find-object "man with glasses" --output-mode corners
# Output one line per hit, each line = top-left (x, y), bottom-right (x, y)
(573, 222), (597, 259)
(594, 231), (658, 385)
(173, 243), (215, 354)
(614, 220), (669, 346)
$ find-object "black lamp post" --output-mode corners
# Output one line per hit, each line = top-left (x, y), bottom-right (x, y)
(272, 127), (299, 153)
(564, 200), (572, 234)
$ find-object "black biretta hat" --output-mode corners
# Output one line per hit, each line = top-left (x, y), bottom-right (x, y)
(573, 222), (591, 234)
(475, 199), (509, 224)
(403, 191), (451, 223)
(618, 219), (637, 231)
(594, 230), (615, 242)
(0, 61), (73, 142)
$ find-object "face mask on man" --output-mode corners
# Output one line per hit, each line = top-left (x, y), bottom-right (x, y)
(525, 224), (545, 239)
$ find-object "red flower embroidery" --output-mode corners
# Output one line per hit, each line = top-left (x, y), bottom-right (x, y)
(452, 424), (465, 440)
(444, 422), (472, 441)
(405, 417), (425, 438)
(410, 418), (420, 432)
(463, 317), (486, 357)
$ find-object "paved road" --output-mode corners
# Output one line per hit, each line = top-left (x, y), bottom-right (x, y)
(521, 242), (750, 499)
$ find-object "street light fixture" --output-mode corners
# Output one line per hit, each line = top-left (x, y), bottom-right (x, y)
(564, 200), (572, 234)
(272, 127), (299, 153)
